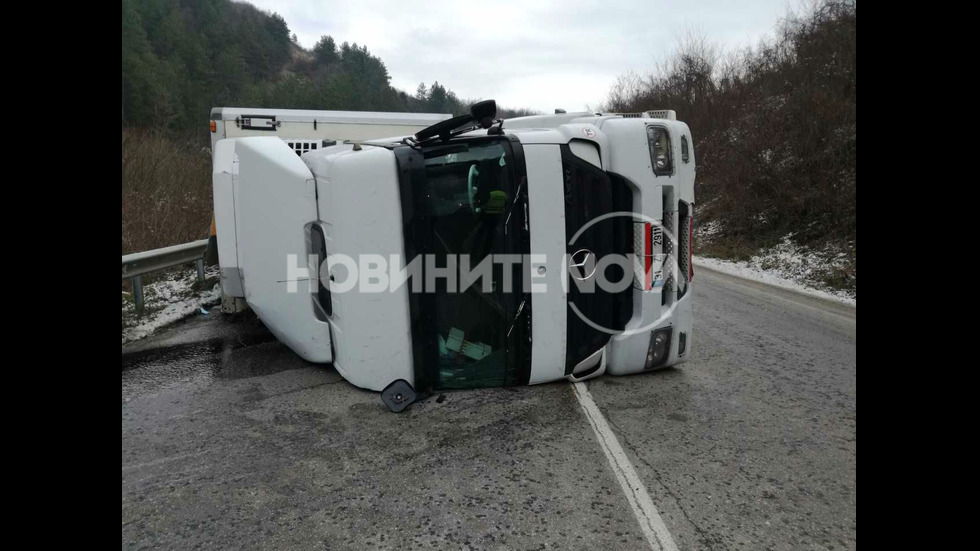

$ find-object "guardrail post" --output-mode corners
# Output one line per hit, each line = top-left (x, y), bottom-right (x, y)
(132, 276), (144, 313)
(122, 239), (210, 314)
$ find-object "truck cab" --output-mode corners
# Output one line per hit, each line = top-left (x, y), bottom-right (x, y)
(211, 101), (695, 395)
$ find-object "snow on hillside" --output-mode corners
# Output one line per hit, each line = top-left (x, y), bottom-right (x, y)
(694, 235), (855, 305)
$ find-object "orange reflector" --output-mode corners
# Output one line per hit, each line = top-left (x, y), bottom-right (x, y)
(209, 120), (216, 133)
(210, 213), (217, 236)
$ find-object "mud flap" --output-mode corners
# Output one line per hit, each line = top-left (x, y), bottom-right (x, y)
(204, 234), (219, 266)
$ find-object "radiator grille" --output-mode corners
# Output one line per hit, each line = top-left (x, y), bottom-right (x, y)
(678, 215), (691, 289)
(285, 140), (320, 156)
(645, 110), (677, 120)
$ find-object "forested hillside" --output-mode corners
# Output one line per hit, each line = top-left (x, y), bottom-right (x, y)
(122, 0), (529, 130)
(607, 0), (855, 293)
(122, 0), (533, 255)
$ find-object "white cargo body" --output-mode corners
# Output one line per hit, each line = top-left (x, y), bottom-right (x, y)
(210, 107), (451, 153)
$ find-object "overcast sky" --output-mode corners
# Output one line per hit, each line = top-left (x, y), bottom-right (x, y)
(245, 0), (793, 113)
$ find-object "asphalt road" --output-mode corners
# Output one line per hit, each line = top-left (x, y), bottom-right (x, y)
(122, 267), (856, 550)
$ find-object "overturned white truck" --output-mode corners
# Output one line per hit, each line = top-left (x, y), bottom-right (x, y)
(211, 101), (695, 410)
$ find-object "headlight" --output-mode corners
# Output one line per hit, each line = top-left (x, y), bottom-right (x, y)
(645, 327), (672, 369)
(647, 126), (673, 176)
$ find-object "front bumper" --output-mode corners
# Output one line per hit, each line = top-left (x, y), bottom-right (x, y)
(604, 284), (693, 375)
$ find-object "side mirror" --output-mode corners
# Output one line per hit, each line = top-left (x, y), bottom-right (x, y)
(414, 99), (498, 142)
(470, 100), (497, 129)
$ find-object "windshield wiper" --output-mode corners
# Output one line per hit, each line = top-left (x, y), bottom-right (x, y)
(505, 176), (528, 235)
(507, 298), (527, 338)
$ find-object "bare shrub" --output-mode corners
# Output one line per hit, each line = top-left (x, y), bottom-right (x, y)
(121, 128), (213, 254)
(607, 0), (856, 264)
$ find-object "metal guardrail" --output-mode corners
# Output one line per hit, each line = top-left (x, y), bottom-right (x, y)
(122, 239), (209, 312)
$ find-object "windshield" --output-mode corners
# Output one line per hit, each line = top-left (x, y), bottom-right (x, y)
(417, 138), (531, 389)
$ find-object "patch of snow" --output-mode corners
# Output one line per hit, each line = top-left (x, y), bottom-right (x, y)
(694, 240), (855, 306)
(696, 219), (722, 240)
(122, 267), (221, 344)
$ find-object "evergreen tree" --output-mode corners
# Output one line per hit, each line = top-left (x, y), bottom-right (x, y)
(313, 35), (338, 66)
(120, 0), (532, 129)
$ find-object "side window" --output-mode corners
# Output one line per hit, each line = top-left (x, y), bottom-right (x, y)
(647, 126), (673, 176)
(681, 135), (690, 164)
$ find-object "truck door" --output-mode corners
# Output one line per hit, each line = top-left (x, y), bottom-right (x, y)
(395, 137), (533, 390)
(233, 137), (333, 363)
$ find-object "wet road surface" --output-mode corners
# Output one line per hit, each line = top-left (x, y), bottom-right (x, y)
(122, 267), (856, 550)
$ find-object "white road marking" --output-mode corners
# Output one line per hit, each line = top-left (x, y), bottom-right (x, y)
(572, 381), (679, 551)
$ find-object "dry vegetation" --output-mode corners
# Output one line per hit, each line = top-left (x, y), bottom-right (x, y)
(121, 129), (213, 254)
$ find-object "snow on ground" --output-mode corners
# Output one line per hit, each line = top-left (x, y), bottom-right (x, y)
(122, 267), (222, 344)
(694, 235), (855, 306)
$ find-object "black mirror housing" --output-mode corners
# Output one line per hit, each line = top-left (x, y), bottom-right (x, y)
(470, 100), (497, 129)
